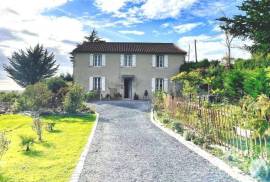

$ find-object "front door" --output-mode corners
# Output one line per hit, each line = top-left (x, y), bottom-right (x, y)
(124, 78), (132, 99)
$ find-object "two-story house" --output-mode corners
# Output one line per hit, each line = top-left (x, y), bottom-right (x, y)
(72, 42), (186, 99)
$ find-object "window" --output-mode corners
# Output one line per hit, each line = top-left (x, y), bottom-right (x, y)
(124, 54), (132, 67)
(93, 77), (101, 90)
(156, 55), (164, 67)
(155, 78), (164, 91)
(93, 54), (102, 67)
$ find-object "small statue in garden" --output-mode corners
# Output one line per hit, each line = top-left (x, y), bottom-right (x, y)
(143, 90), (149, 100)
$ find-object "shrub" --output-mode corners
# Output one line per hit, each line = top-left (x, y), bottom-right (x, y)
(64, 84), (85, 113)
(0, 132), (10, 159)
(172, 122), (183, 133)
(20, 135), (34, 151)
(79, 104), (95, 114)
(45, 122), (56, 132)
(162, 117), (170, 124)
(250, 159), (270, 181)
(0, 92), (19, 103)
(85, 91), (99, 101)
(193, 136), (205, 146)
(22, 82), (52, 111)
(183, 131), (195, 141)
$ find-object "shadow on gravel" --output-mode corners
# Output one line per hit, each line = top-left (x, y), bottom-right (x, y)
(92, 100), (151, 112)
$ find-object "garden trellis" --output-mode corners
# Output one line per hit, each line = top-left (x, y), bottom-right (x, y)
(160, 95), (270, 160)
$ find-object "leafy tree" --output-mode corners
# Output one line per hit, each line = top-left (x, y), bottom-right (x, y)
(84, 29), (105, 43)
(218, 0), (270, 54)
(3, 44), (58, 87)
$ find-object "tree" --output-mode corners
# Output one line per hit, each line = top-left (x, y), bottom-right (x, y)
(3, 44), (59, 87)
(84, 29), (105, 43)
(217, 0), (270, 54)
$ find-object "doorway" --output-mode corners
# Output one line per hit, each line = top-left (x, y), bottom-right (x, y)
(124, 78), (132, 99)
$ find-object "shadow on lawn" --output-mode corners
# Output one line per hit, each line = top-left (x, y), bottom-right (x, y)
(23, 150), (43, 157)
(41, 141), (55, 148)
(41, 114), (96, 124)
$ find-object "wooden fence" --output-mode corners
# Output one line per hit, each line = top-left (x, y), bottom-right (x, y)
(162, 96), (270, 160)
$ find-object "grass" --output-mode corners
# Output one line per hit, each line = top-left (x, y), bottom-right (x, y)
(0, 113), (96, 182)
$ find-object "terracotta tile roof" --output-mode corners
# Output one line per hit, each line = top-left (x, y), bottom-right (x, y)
(72, 42), (187, 55)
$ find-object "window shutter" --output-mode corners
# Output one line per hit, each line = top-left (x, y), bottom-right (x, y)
(102, 54), (106, 66)
(152, 55), (156, 67)
(164, 55), (168, 68)
(101, 77), (105, 91)
(120, 54), (124, 67)
(164, 78), (168, 92)
(89, 77), (93, 91)
(132, 54), (136, 67)
(152, 78), (155, 92)
(89, 54), (93, 66)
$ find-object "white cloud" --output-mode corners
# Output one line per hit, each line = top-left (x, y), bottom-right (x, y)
(141, 0), (197, 19)
(0, 0), (87, 90)
(119, 30), (145, 35)
(177, 34), (251, 61)
(173, 22), (203, 34)
(94, 0), (197, 22)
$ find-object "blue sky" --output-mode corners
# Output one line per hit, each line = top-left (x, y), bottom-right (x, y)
(0, 0), (250, 90)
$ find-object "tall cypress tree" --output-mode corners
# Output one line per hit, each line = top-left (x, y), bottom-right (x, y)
(3, 44), (59, 87)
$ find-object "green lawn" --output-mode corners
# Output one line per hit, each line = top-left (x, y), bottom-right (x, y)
(0, 113), (96, 182)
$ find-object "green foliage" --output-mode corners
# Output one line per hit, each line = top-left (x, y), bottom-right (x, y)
(0, 132), (10, 159)
(153, 91), (165, 111)
(179, 59), (219, 72)
(250, 159), (270, 182)
(3, 44), (58, 87)
(218, 0), (270, 54)
(63, 84), (85, 113)
(243, 69), (270, 98)
(172, 122), (183, 134)
(21, 82), (52, 111)
(0, 92), (19, 103)
(193, 136), (205, 146)
(162, 117), (170, 124)
(45, 77), (67, 93)
(183, 131), (195, 141)
(234, 55), (270, 70)
(59, 73), (73, 82)
(223, 69), (245, 100)
(44, 77), (68, 110)
(84, 29), (105, 43)
(20, 135), (34, 151)
(85, 91), (100, 101)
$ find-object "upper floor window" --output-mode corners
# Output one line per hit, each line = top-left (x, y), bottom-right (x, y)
(124, 54), (133, 67)
(155, 78), (164, 91)
(93, 54), (102, 67)
(93, 77), (101, 90)
(156, 55), (164, 67)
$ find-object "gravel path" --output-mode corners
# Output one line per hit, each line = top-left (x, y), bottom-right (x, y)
(79, 101), (238, 182)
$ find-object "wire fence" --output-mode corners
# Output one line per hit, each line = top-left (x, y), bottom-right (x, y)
(161, 95), (270, 160)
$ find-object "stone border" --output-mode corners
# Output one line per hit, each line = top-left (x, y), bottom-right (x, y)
(150, 110), (256, 182)
(70, 113), (99, 182)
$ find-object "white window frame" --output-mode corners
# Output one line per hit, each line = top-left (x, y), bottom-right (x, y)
(156, 55), (165, 68)
(93, 54), (102, 67)
(155, 78), (164, 91)
(93, 77), (101, 90)
(124, 54), (133, 67)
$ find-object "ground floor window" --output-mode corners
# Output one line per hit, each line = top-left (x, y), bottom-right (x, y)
(93, 77), (101, 90)
(155, 78), (164, 91)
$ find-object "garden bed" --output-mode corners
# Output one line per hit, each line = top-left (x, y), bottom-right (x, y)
(0, 113), (96, 182)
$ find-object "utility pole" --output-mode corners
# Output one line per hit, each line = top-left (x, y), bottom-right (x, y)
(194, 39), (198, 63)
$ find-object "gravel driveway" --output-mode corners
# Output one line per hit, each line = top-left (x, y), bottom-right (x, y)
(79, 101), (238, 182)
